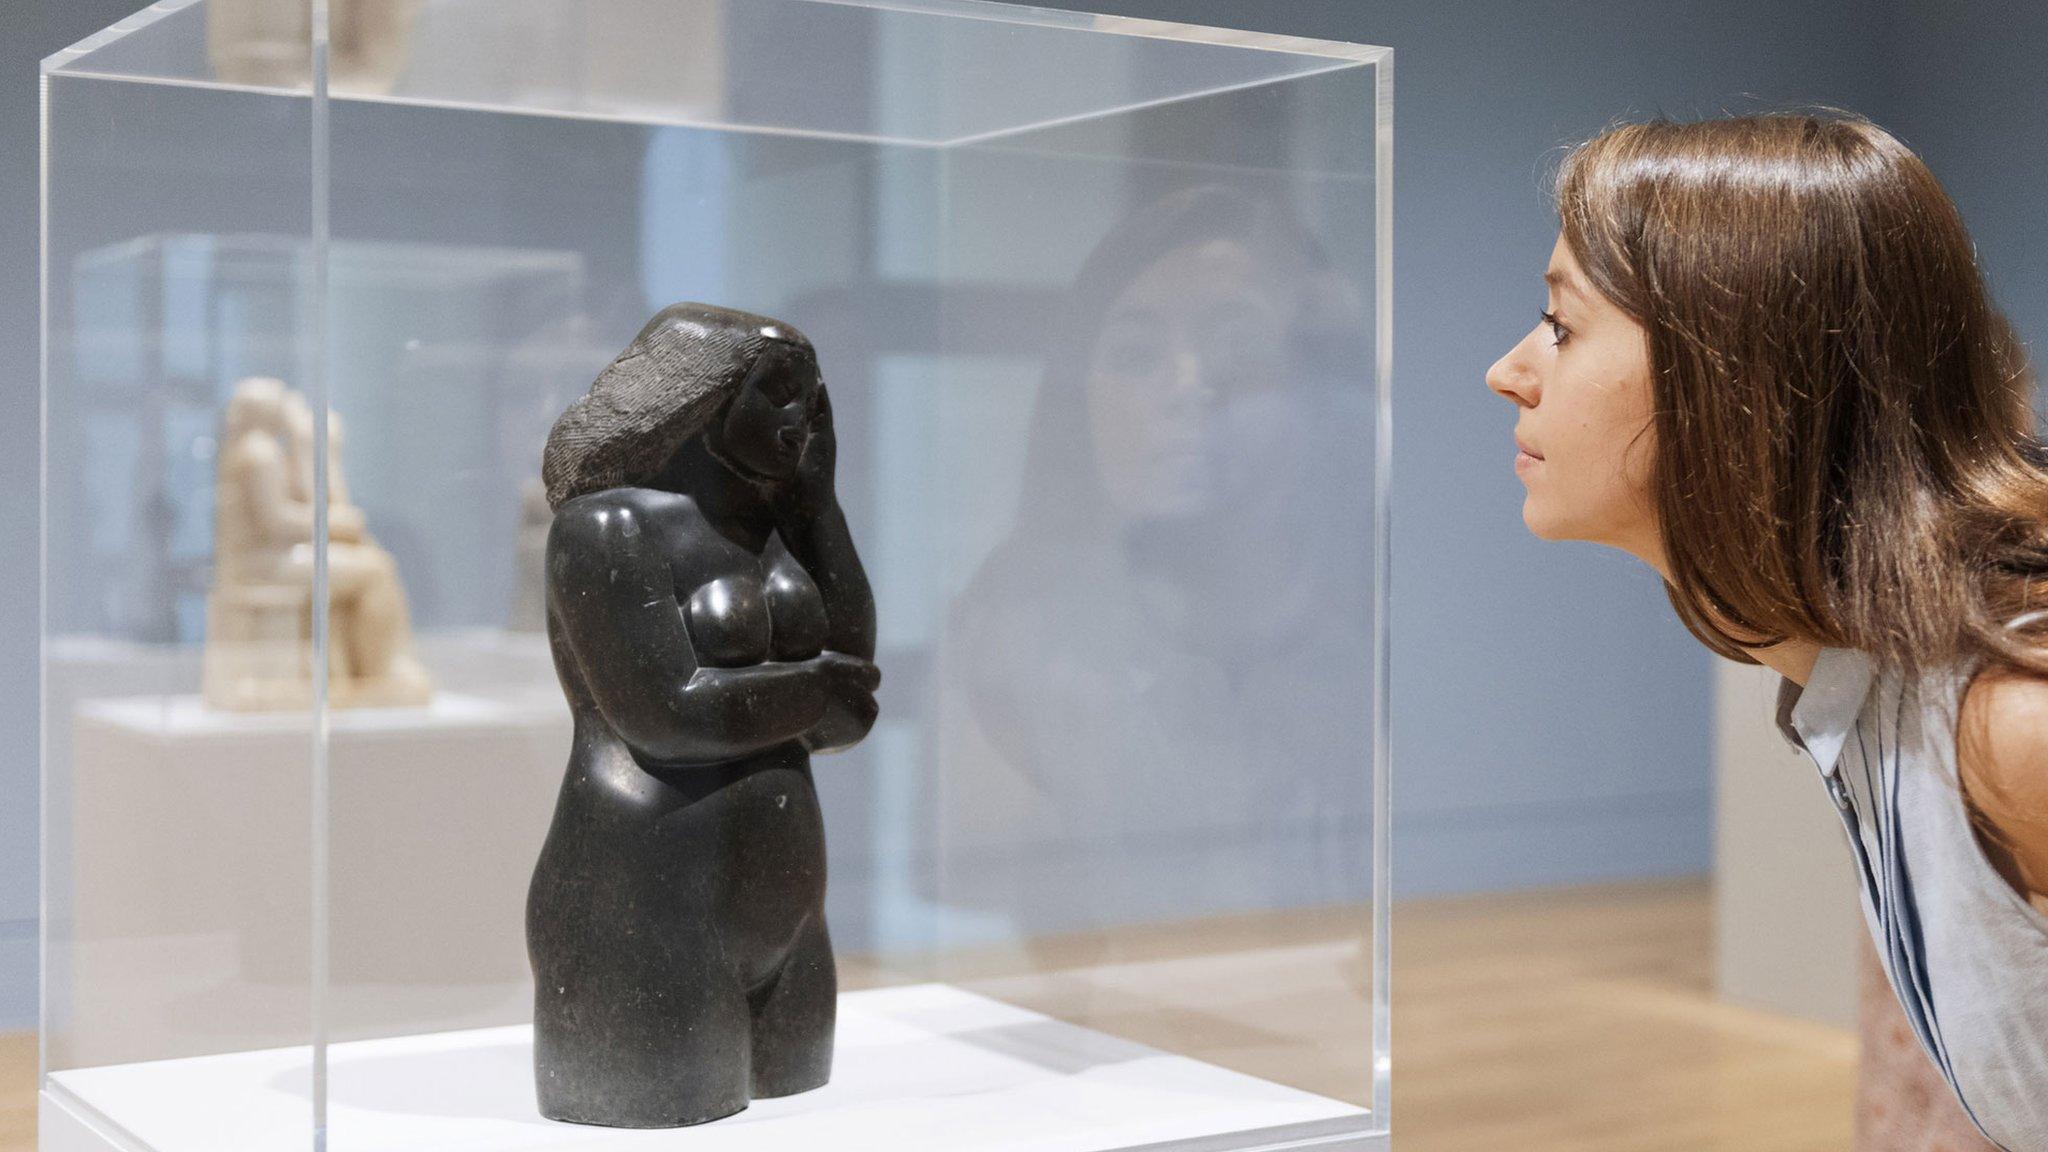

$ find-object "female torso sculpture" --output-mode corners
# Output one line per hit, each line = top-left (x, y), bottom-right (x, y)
(527, 304), (878, 1128)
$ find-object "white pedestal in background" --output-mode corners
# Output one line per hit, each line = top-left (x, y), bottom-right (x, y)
(41, 983), (1368, 1152)
(1713, 659), (1862, 1027)
(58, 690), (570, 1069)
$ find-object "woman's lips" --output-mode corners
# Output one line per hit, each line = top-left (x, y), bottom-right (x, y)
(1515, 449), (1542, 473)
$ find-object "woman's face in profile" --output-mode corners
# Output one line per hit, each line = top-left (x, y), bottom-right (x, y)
(1486, 233), (1659, 555)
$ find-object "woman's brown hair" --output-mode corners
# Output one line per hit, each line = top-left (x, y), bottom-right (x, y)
(1554, 111), (2048, 695)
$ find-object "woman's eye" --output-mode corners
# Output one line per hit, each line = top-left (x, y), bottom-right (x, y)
(1540, 309), (1569, 347)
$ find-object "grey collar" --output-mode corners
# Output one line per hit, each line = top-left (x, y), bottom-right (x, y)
(1774, 645), (1875, 778)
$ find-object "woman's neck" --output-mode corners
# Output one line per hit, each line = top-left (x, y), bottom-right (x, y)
(1745, 637), (1823, 687)
(658, 437), (776, 549)
(1632, 536), (1823, 686)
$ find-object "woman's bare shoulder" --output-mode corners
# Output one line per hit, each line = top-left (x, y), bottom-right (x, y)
(1956, 664), (2048, 899)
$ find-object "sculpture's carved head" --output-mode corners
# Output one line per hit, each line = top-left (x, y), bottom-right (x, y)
(541, 303), (820, 509)
(224, 376), (289, 439)
(703, 337), (820, 487)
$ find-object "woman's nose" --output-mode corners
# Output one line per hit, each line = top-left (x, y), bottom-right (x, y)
(1167, 350), (1215, 405)
(1486, 341), (1539, 408)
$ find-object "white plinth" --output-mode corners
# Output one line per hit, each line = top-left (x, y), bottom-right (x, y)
(41, 984), (1373, 1152)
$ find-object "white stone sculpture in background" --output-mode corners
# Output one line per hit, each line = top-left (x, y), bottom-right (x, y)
(204, 377), (433, 711)
(208, 0), (424, 96)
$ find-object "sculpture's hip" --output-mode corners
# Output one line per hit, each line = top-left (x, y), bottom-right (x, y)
(528, 730), (827, 988)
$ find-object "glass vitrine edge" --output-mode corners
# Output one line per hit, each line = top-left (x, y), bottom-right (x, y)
(41, 1078), (159, 1152)
(26, 75), (1164, 152)
(40, 0), (206, 76)
(36, 48), (53, 1092)
(35, 65), (1378, 155)
(939, 57), (1369, 149)
(40, 0), (1394, 72)
(309, 4), (333, 1147)
(1368, 49), (1393, 1136)
(1116, 1112), (1384, 1152)
(33, 67), (318, 104)
(806, 0), (1390, 64)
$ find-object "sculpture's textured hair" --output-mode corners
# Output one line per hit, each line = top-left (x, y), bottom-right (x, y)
(1555, 112), (2048, 688)
(542, 302), (814, 509)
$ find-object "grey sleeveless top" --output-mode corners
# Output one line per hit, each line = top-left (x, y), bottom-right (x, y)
(1774, 625), (2048, 1152)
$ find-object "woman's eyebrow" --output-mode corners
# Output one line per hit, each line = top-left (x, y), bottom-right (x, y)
(1543, 267), (1588, 302)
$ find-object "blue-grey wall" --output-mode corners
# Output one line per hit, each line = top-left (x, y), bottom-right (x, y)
(4, 1), (2040, 1027)
(1877, 3), (2048, 359)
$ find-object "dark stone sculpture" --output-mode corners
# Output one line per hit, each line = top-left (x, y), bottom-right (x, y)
(526, 303), (879, 1128)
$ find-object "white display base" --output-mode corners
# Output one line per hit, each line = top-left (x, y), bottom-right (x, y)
(41, 984), (1376, 1152)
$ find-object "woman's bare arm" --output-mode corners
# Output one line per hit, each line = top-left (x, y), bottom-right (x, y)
(1957, 667), (2048, 909)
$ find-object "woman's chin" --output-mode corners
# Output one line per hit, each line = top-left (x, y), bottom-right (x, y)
(1521, 499), (1572, 541)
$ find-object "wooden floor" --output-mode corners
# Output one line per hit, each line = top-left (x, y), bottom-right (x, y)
(1393, 879), (1854, 1152)
(0, 1032), (30, 1152)
(0, 879), (1853, 1151)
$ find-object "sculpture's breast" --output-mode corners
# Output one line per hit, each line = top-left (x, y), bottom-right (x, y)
(681, 559), (827, 667)
(683, 576), (772, 667)
(763, 557), (827, 661)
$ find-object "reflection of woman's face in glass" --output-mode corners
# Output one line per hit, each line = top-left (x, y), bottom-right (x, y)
(1084, 237), (1286, 520)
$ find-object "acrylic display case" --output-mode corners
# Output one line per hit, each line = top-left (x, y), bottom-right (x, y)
(40, 2), (1390, 1149)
